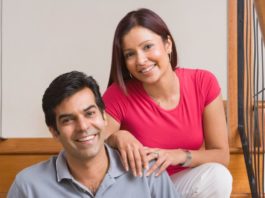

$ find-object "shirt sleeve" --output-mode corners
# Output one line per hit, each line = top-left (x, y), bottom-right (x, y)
(102, 83), (128, 123)
(7, 180), (27, 198)
(196, 69), (221, 107)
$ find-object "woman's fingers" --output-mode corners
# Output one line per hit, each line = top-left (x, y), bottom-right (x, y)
(146, 158), (162, 176)
(146, 148), (160, 161)
(127, 146), (138, 176)
(133, 148), (144, 176)
(155, 160), (171, 176)
(140, 147), (149, 169)
(120, 149), (129, 171)
(123, 144), (148, 176)
(145, 149), (176, 176)
(115, 130), (149, 176)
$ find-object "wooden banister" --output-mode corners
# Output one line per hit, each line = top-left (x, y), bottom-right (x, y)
(254, 0), (265, 40)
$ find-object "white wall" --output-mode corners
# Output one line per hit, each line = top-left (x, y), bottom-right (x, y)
(1, 0), (227, 137)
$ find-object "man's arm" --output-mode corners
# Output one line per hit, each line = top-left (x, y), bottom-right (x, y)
(7, 180), (26, 198)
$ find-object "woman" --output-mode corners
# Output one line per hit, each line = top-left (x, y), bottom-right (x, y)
(103, 8), (232, 197)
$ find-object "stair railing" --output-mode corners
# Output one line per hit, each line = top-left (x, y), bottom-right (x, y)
(237, 0), (265, 197)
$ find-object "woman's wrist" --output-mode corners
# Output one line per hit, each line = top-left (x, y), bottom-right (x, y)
(179, 150), (192, 167)
(106, 132), (119, 148)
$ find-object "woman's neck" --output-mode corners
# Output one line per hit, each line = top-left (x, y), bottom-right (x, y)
(144, 69), (179, 98)
(143, 69), (180, 109)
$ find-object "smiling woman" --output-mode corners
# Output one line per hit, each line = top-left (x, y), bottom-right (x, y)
(103, 8), (232, 198)
(0, 0), (227, 138)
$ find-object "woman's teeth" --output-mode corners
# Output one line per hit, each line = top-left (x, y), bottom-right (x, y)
(141, 64), (155, 73)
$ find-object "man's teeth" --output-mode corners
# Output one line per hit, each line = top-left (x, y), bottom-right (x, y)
(77, 135), (95, 142)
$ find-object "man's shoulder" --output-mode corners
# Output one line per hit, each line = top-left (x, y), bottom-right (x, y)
(15, 156), (57, 183)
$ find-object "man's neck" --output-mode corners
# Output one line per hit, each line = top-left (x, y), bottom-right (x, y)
(66, 146), (109, 194)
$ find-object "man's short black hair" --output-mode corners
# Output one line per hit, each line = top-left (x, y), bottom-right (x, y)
(42, 71), (105, 130)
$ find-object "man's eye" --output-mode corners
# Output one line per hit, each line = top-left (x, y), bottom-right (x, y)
(61, 118), (72, 124)
(86, 111), (95, 117)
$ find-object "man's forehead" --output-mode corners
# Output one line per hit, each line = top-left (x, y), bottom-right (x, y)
(55, 88), (98, 113)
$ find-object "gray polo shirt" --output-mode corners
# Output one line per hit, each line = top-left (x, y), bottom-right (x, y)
(7, 145), (178, 198)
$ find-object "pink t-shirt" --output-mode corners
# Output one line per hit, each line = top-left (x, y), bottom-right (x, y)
(103, 68), (221, 175)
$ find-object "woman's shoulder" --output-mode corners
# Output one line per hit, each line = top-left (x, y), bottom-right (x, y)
(176, 67), (214, 75)
(105, 80), (140, 95)
(103, 80), (142, 104)
(176, 67), (217, 81)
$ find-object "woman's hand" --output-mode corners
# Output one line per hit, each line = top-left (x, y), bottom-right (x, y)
(108, 130), (149, 176)
(145, 148), (186, 176)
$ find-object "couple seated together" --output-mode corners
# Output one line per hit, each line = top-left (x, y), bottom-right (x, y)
(8, 8), (232, 198)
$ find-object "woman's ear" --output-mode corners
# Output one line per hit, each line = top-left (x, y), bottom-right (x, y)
(165, 35), (172, 54)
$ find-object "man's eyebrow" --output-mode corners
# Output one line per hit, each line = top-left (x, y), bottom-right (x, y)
(58, 113), (73, 121)
(83, 105), (97, 112)
(57, 105), (97, 121)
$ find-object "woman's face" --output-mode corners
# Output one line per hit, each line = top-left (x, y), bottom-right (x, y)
(122, 26), (172, 84)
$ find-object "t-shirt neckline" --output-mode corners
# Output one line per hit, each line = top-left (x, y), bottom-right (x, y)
(138, 69), (182, 112)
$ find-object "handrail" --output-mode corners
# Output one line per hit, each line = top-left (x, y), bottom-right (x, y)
(254, 0), (265, 40)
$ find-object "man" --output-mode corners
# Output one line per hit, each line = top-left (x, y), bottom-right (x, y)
(8, 71), (178, 198)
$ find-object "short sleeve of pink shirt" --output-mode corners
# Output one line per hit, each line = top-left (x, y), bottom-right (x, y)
(102, 83), (127, 123)
(195, 69), (221, 106)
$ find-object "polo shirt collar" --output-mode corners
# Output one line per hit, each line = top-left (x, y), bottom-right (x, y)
(55, 144), (126, 182)
(56, 150), (72, 182)
(105, 144), (126, 178)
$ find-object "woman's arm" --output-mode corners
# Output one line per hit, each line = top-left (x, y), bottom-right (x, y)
(105, 113), (148, 176)
(193, 94), (230, 166)
(145, 94), (230, 176)
(106, 94), (229, 176)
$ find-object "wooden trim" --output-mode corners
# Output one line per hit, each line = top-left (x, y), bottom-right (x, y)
(0, 138), (61, 154)
(0, 138), (60, 194)
(228, 0), (240, 147)
(0, 193), (7, 198)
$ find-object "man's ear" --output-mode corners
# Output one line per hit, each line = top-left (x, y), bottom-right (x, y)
(49, 127), (59, 140)
(102, 111), (108, 126)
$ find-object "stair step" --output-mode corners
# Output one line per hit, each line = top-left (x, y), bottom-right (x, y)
(229, 148), (250, 194)
(231, 193), (251, 197)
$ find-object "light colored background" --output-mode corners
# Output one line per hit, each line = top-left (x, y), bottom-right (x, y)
(1, 0), (227, 137)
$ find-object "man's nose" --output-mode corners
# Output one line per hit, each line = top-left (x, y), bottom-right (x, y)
(77, 117), (90, 131)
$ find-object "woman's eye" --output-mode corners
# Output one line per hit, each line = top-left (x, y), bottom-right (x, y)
(144, 44), (153, 50)
(124, 52), (135, 59)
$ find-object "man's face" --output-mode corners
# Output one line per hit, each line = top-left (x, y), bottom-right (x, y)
(50, 87), (107, 162)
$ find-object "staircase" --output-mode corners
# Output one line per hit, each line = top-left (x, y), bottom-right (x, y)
(225, 99), (252, 197)
(229, 147), (251, 197)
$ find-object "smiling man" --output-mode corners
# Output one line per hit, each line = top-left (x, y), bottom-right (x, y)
(7, 71), (178, 198)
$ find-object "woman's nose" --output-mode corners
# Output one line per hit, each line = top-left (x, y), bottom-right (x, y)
(136, 52), (147, 65)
